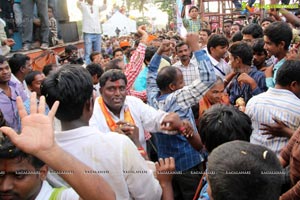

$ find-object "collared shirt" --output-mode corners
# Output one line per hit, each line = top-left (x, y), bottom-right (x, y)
(182, 18), (201, 33)
(147, 50), (216, 171)
(125, 42), (147, 101)
(36, 181), (79, 200)
(246, 88), (300, 155)
(48, 126), (162, 200)
(89, 95), (167, 150)
(17, 98), (50, 131)
(10, 73), (30, 98)
(77, 1), (106, 34)
(229, 67), (267, 105)
(266, 58), (286, 88)
(173, 56), (201, 85)
(207, 53), (232, 79)
(0, 81), (27, 132)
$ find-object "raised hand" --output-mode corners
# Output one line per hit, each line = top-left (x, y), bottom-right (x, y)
(157, 39), (174, 56)
(0, 92), (59, 156)
(185, 33), (201, 51)
(138, 25), (149, 44)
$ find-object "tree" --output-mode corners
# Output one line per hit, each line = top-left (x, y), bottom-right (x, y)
(126, 0), (148, 12)
(154, 0), (175, 23)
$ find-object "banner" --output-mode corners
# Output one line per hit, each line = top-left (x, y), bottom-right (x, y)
(176, 0), (187, 37)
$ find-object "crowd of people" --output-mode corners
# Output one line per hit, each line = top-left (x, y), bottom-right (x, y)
(2, 0), (300, 199)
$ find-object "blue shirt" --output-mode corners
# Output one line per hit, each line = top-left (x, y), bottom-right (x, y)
(0, 81), (27, 132)
(133, 66), (148, 91)
(229, 67), (267, 105)
(266, 58), (286, 88)
(147, 50), (216, 171)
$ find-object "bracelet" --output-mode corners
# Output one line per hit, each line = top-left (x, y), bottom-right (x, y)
(223, 78), (229, 83)
(137, 147), (147, 157)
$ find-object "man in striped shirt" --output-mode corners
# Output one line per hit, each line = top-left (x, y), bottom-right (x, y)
(246, 60), (300, 155)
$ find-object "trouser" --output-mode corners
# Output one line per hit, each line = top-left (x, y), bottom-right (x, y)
(21, 0), (49, 44)
(172, 163), (204, 200)
(83, 33), (101, 64)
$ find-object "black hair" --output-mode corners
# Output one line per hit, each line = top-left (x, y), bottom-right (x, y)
(41, 64), (93, 121)
(0, 109), (7, 127)
(263, 21), (292, 50)
(105, 59), (123, 71)
(144, 46), (158, 65)
(188, 6), (199, 13)
(252, 38), (267, 55)
(260, 17), (275, 25)
(223, 19), (233, 25)
(199, 104), (252, 153)
(99, 69), (127, 88)
(175, 42), (188, 52)
(86, 63), (104, 78)
(276, 60), (300, 86)
(232, 23), (243, 31)
(112, 48), (123, 57)
(156, 66), (179, 91)
(89, 52), (102, 62)
(231, 31), (243, 42)
(207, 34), (229, 54)
(0, 137), (45, 169)
(0, 55), (6, 64)
(102, 53), (110, 59)
(25, 70), (43, 86)
(200, 28), (212, 36)
(207, 141), (283, 200)
(8, 53), (30, 75)
(242, 23), (263, 39)
(42, 64), (56, 77)
(125, 48), (136, 60)
(65, 45), (78, 54)
(228, 41), (253, 66)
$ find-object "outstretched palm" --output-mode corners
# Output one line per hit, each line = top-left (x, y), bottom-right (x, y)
(0, 92), (59, 156)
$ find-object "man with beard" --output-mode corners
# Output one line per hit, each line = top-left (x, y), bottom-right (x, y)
(0, 55), (27, 132)
(173, 42), (200, 85)
(199, 29), (211, 51)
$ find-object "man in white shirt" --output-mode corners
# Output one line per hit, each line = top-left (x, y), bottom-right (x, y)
(77, 0), (106, 64)
(0, 93), (115, 200)
(207, 34), (232, 80)
(41, 65), (182, 199)
(173, 42), (201, 85)
(90, 69), (184, 151)
(246, 60), (300, 155)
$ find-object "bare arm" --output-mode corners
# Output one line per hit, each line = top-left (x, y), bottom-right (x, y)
(0, 93), (116, 200)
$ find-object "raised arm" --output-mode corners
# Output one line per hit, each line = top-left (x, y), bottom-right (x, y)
(175, 33), (216, 109)
(0, 93), (116, 200)
(147, 40), (173, 104)
(125, 25), (148, 91)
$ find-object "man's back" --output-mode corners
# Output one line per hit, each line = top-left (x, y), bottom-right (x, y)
(246, 88), (300, 155)
(48, 126), (162, 200)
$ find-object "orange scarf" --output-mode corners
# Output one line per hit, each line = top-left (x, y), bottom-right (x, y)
(98, 97), (135, 131)
(199, 94), (230, 118)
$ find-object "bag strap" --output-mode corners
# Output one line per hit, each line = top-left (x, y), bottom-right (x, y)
(192, 172), (206, 200)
